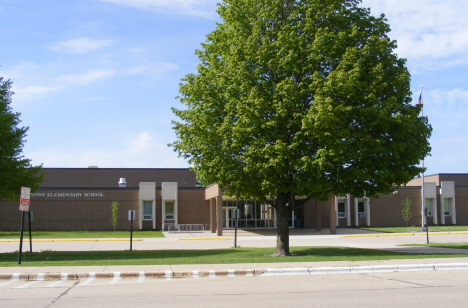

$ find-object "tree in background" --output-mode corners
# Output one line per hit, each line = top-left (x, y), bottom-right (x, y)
(401, 197), (413, 229)
(171, 0), (431, 256)
(0, 77), (43, 200)
(110, 201), (119, 232)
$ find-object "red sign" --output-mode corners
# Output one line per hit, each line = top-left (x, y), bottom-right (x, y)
(19, 187), (31, 212)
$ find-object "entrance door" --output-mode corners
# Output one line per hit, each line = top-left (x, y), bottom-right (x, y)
(289, 211), (295, 228)
(223, 207), (237, 229)
(261, 203), (275, 228)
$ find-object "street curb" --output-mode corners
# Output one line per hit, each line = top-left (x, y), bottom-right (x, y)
(2, 263), (468, 281)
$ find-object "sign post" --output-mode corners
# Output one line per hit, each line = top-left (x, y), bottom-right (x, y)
(128, 210), (136, 251)
(18, 187), (31, 264)
(27, 211), (33, 252)
(18, 211), (25, 264)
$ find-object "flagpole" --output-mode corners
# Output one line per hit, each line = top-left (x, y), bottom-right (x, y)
(420, 85), (425, 230)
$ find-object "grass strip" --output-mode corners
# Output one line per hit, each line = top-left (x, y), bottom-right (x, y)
(0, 231), (164, 239)
(360, 226), (468, 233)
(402, 243), (468, 250)
(2, 246), (467, 267)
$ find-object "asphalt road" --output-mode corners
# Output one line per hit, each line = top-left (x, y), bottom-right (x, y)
(1, 269), (467, 307)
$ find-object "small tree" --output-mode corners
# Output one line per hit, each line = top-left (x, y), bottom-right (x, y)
(110, 201), (119, 232)
(401, 197), (412, 229)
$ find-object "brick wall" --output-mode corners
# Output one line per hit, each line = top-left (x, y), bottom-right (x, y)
(0, 189), (139, 231)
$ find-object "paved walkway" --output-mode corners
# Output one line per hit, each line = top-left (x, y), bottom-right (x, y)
(3, 228), (466, 253)
(1, 228), (468, 280)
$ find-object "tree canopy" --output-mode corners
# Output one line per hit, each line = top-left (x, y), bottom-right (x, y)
(171, 0), (431, 255)
(0, 77), (43, 200)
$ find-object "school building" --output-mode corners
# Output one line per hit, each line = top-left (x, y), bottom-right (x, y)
(1, 168), (467, 234)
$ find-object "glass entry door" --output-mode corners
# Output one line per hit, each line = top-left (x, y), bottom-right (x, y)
(221, 200), (297, 229)
(289, 211), (295, 228)
(223, 207), (237, 229)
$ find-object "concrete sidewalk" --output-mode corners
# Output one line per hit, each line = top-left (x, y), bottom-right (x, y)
(2, 228), (468, 253)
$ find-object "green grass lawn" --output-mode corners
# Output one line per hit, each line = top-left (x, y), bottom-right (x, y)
(0, 231), (164, 239)
(403, 243), (468, 250)
(2, 246), (467, 267)
(360, 226), (468, 233)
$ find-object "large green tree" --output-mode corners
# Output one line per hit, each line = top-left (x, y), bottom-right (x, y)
(171, 0), (431, 256)
(0, 77), (43, 200)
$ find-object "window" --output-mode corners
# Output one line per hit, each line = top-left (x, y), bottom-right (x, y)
(143, 201), (152, 220)
(444, 198), (452, 216)
(338, 202), (345, 218)
(358, 201), (365, 218)
(165, 201), (174, 220)
(244, 202), (255, 219)
(425, 199), (433, 217)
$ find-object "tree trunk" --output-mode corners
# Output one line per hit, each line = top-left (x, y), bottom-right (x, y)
(273, 193), (291, 256)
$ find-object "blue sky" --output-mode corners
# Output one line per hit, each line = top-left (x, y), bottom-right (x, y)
(1, 0), (467, 176)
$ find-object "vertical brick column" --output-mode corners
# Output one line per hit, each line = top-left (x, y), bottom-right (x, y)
(210, 198), (216, 233)
(216, 196), (223, 236)
(315, 199), (322, 231)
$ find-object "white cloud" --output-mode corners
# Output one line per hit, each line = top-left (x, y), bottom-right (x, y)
(426, 88), (468, 118)
(361, 0), (468, 62)
(120, 48), (179, 76)
(77, 96), (111, 102)
(95, 0), (218, 18)
(49, 37), (115, 54)
(55, 69), (115, 86)
(3, 56), (176, 102)
(122, 62), (179, 76)
(28, 132), (189, 168)
(408, 54), (468, 75)
(2, 62), (61, 102)
(127, 132), (156, 154)
(430, 88), (468, 102)
(11, 85), (63, 101)
(1, 61), (41, 81)
(9, 68), (115, 102)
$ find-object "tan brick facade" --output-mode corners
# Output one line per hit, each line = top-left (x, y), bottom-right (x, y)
(0, 168), (207, 232)
(1, 169), (468, 232)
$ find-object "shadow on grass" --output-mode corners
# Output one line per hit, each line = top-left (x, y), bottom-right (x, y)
(0, 248), (244, 264)
(1, 246), (454, 267)
(289, 247), (411, 257)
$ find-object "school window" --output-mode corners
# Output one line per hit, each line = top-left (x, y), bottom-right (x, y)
(143, 201), (152, 220)
(338, 202), (346, 218)
(358, 201), (366, 218)
(444, 198), (452, 216)
(425, 199), (433, 217)
(165, 201), (174, 220)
